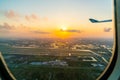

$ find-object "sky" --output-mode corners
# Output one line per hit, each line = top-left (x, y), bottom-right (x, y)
(0, 0), (113, 39)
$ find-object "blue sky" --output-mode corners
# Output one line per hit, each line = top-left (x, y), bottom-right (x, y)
(0, 0), (112, 18)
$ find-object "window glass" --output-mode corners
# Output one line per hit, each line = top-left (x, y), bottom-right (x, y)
(0, 0), (114, 80)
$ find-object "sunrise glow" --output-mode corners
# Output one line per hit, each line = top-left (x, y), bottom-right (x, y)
(61, 25), (67, 31)
(0, 0), (113, 39)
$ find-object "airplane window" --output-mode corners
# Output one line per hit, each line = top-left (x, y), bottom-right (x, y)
(0, 0), (114, 80)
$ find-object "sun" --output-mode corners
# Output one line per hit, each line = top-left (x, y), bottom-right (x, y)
(61, 25), (67, 31)
(52, 25), (70, 39)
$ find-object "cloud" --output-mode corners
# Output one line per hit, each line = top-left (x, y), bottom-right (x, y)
(104, 27), (112, 32)
(25, 14), (40, 21)
(31, 14), (39, 20)
(0, 23), (15, 33)
(25, 14), (49, 22)
(60, 29), (81, 33)
(4, 10), (48, 23)
(0, 22), (14, 30)
(31, 31), (51, 34)
(25, 15), (30, 21)
(5, 10), (19, 19)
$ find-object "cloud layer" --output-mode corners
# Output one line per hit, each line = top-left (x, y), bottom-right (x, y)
(60, 29), (81, 33)
(31, 31), (51, 34)
(104, 27), (112, 32)
(0, 22), (14, 30)
(5, 10), (19, 19)
(3, 10), (48, 23)
(25, 14), (40, 21)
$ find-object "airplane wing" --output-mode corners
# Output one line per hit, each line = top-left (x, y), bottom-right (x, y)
(89, 18), (99, 23)
(101, 19), (112, 22)
(89, 18), (112, 23)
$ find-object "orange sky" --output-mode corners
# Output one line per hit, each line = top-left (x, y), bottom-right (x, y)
(0, 0), (113, 39)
